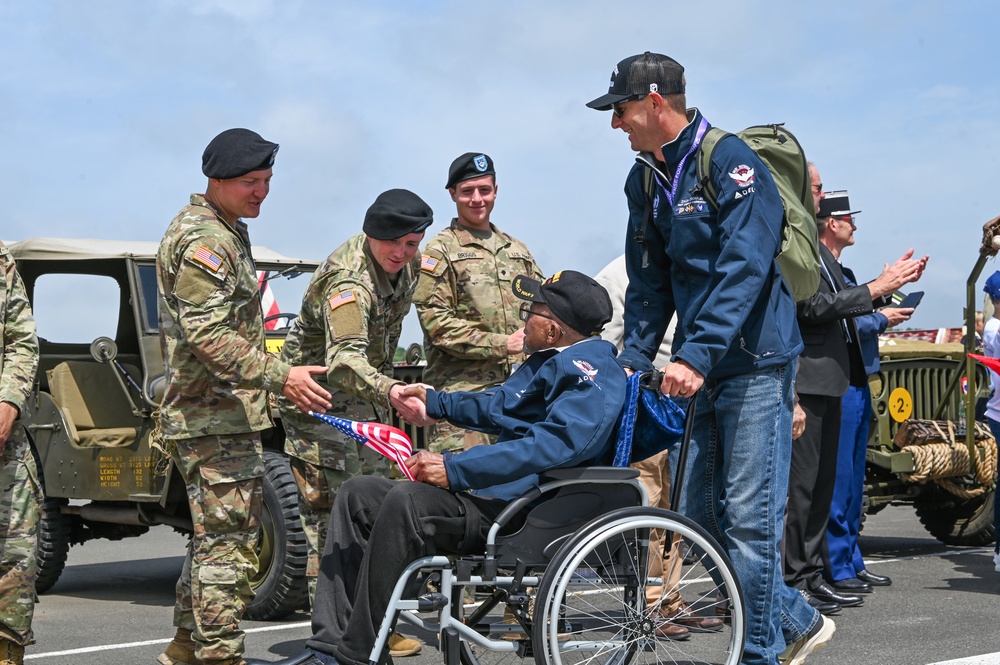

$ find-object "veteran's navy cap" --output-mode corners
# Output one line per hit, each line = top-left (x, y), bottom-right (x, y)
(586, 52), (685, 111)
(512, 270), (613, 337)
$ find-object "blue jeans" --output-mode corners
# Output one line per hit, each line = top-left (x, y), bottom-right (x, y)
(670, 361), (817, 665)
(988, 418), (1000, 556)
(825, 385), (870, 580)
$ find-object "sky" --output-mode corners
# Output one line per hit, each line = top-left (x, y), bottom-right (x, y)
(2, 0), (999, 348)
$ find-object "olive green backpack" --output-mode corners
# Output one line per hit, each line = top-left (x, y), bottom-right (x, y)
(695, 123), (821, 302)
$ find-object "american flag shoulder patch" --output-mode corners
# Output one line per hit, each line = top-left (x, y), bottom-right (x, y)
(329, 290), (358, 311)
(191, 246), (224, 272)
(420, 255), (439, 273)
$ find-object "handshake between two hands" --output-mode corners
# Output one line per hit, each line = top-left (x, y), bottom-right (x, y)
(389, 383), (439, 427)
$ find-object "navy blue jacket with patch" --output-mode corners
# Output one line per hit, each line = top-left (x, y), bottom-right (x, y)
(619, 109), (803, 379)
(426, 337), (627, 501)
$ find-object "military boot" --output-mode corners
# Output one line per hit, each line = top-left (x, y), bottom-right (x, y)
(0, 638), (24, 665)
(157, 628), (199, 665)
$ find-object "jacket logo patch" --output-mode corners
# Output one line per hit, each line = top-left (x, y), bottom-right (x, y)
(728, 165), (755, 188)
(329, 290), (357, 310)
(420, 255), (439, 273)
(573, 359), (598, 380)
(192, 246), (223, 272)
(674, 197), (708, 216)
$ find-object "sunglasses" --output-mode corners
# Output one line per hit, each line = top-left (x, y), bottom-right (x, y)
(613, 94), (647, 119)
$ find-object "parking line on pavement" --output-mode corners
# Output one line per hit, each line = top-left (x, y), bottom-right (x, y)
(25, 621), (311, 659)
(928, 654), (1000, 664)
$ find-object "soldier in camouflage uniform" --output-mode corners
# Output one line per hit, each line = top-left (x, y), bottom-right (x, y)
(278, 188), (431, 658)
(0, 242), (40, 665)
(156, 128), (331, 665)
(414, 152), (543, 453)
(278, 190), (430, 594)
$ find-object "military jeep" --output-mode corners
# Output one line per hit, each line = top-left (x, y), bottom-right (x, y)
(863, 217), (999, 546)
(10, 237), (318, 620)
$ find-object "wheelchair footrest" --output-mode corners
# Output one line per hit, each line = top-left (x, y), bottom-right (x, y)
(417, 592), (449, 612)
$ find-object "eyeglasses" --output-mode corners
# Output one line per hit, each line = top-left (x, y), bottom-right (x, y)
(835, 215), (856, 228)
(613, 94), (647, 119)
(811, 183), (823, 194)
(519, 302), (559, 324)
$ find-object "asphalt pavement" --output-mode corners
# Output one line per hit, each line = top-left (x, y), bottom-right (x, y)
(25, 503), (1000, 665)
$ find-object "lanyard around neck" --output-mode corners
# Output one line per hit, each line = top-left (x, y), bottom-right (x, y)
(654, 116), (709, 207)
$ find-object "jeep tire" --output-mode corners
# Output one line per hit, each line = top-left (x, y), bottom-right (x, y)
(35, 496), (72, 593)
(914, 484), (996, 547)
(245, 449), (309, 620)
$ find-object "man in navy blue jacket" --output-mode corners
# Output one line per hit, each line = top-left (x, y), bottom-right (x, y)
(587, 52), (825, 665)
(261, 270), (625, 665)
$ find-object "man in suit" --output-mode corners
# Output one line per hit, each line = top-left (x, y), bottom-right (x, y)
(785, 188), (927, 610)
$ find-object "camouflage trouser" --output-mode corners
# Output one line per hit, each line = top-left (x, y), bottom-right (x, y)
(0, 426), (41, 646)
(426, 420), (497, 453)
(170, 433), (264, 663)
(288, 443), (390, 607)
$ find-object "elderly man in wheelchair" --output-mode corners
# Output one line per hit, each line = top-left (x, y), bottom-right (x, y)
(248, 270), (744, 665)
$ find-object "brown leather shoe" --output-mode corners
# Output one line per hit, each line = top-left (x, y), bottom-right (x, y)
(654, 621), (690, 640)
(665, 602), (725, 632)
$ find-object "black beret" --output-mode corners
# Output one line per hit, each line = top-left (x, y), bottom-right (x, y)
(363, 189), (434, 240)
(202, 128), (279, 179)
(512, 270), (613, 337)
(445, 152), (495, 189)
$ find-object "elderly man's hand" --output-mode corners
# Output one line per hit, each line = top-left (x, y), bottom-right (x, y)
(405, 450), (449, 488)
(282, 366), (332, 414)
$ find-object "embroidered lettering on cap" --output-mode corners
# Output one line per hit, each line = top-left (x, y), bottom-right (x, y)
(192, 246), (224, 272)
(329, 290), (357, 310)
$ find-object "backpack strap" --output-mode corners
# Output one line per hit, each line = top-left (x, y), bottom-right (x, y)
(694, 127), (731, 210)
(635, 165), (655, 268)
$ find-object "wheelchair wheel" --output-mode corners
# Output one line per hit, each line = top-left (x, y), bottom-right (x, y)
(533, 507), (744, 665)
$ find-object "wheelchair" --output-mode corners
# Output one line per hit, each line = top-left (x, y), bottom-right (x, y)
(371, 392), (747, 665)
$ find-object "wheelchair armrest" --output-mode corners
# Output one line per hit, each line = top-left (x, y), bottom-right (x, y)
(538, 466), (640, 483)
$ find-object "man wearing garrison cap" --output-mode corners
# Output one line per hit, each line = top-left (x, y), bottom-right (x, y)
(276, 189), (432, 658)
(157, 129), (333, 665)
(413, 152), (542, 454)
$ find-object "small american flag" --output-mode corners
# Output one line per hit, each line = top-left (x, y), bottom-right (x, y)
(309, 412), (415, 481)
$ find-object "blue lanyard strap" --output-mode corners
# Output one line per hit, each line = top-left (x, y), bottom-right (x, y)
(656, 116), (710, 207)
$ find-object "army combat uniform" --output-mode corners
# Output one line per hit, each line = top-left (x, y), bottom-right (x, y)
(278, 232), (417, 602)
(413, 219), (542, 452)
(157, 194), (291, 664)
(0, 242), (40, 664)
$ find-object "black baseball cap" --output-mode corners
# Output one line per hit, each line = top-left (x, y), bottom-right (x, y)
(512, 270), (613, 337)
(586, 52), (685, 111)
(202, 128), (279, 179)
